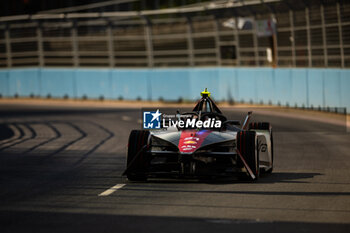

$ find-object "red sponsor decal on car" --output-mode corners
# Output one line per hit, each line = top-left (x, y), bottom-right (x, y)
(178, 130), (211, 153)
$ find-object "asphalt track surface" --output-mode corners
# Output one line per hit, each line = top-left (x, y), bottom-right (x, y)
(0, 104), (349, 233)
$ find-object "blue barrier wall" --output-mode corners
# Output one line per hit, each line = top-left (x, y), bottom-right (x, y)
(0, 68), (349, 111)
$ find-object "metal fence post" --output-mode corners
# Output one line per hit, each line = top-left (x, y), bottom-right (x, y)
(320, 4), (328, 67)
(71, 20), (79, 67)
(272, 14), (278, 67)
(305, 7), (312, 67)
(4, 24), (12, 68)
(234, 16), (240, 66)
(289, 10), (296, 67)
(337, 2), (345, 68)
(143, 17), (154, 68)
(214, 17), (222, 66)
(36, 22), (44, 67)
(252, 18), (259, 66)
(186, 16), (194, 67)
(106, 21), (115, 68)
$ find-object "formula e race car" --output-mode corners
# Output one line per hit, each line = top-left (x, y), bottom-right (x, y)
(123, 89), (273, 182)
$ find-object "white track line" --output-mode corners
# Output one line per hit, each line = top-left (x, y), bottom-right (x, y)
(98, 184), (126, 196)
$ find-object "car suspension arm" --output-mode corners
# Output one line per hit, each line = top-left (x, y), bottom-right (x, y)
(235, 148), (256, 180)
(122, 145), (148, 176)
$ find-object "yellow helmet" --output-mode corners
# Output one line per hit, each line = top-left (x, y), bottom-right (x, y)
(200, 88), (211, 97)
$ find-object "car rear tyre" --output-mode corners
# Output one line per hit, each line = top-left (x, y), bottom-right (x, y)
(126, 130), (150, 181)
(249, 122), (271, 131)
(265, 131), (273, 173)
(237, 131), (259, 181)
(249, 122), (273, 174)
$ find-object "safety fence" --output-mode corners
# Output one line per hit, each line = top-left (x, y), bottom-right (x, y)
(0, 67), (349, 111)
(0, 1), (349, 68)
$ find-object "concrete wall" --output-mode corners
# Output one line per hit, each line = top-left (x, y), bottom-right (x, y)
(0, 68), (349, 110)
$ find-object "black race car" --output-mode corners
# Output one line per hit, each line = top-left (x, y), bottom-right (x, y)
(123, 89), (273, 181)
